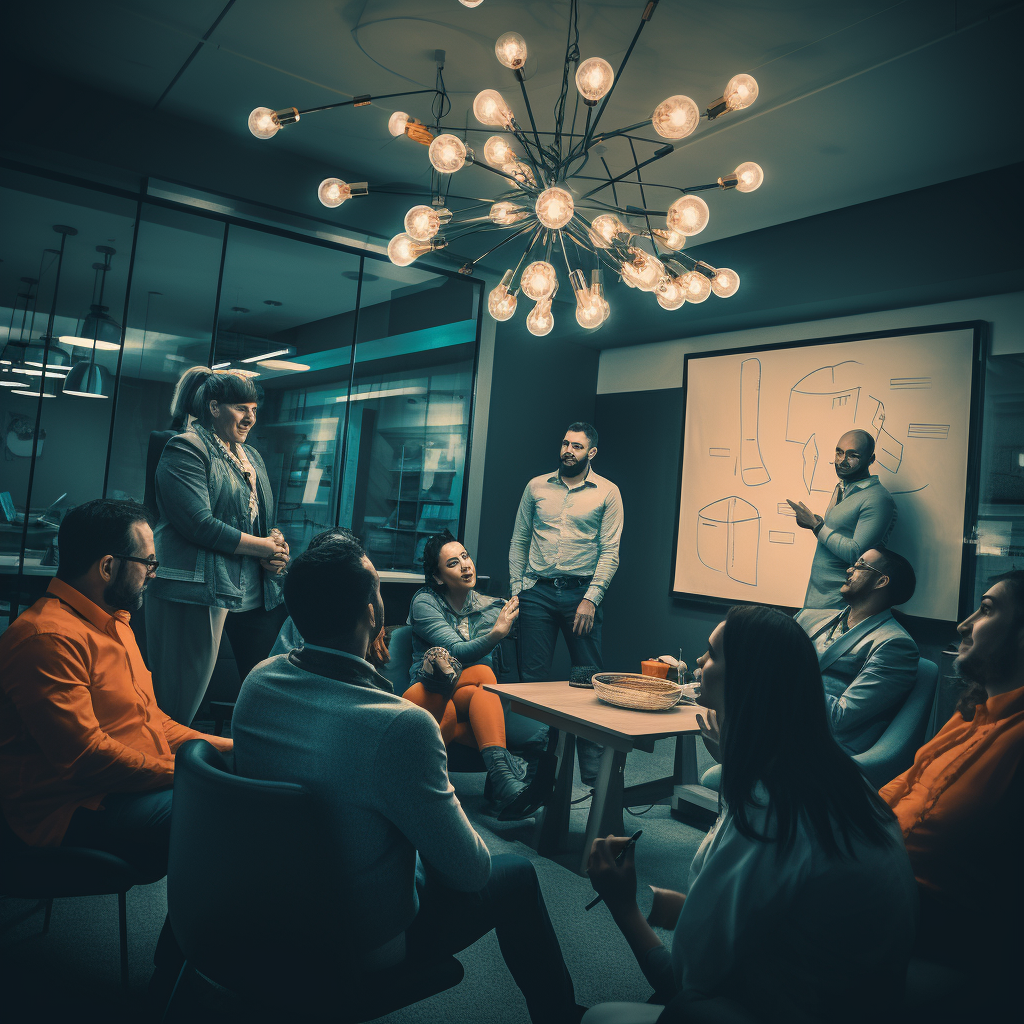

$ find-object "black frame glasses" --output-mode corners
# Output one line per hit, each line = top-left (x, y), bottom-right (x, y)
(851, 559), (886, 577)
(113, 554), (160, 573)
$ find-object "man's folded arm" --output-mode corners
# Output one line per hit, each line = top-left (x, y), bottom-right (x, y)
(2, 633), (176, 789)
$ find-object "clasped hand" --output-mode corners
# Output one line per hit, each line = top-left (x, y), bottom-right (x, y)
(260, 529), (290, 575)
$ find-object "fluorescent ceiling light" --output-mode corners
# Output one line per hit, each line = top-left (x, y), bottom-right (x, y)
(334, 386), (427, 403)
(241, 348), (290, 363)
(257, 359), (310, 372)
(13, 389), (55, 398)
(212, 361), (232, 369)
(59, 335), (121, 351)
(62, 389), (109, 399)
(13, 368), (68, 378)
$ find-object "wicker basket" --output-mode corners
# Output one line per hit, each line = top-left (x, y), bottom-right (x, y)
(591, 673), (684, 711)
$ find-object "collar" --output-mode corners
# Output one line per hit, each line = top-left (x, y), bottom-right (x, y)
(839, 475), (880, 495)
(288, 643), (393, 694)
(46, 578), (130, 630)
(975, 683), (1024, 723)
(546, 466), (599, 490)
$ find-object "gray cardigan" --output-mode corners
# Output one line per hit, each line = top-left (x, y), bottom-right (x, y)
(803, 476), (897, 608)
(232, 649), (491, 959)
(406, 587), (503, 684)
(149, 426), (283, 610)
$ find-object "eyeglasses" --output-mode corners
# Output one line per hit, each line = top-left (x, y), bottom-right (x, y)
(851, 559), (886, 577)
(114, 554), (159, 574)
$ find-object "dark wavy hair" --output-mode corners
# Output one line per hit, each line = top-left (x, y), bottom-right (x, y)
(170, 366), (262, 430)
(422, 529), (459, 594)
(719, 604), (895, 857)
(956, 569), (1024, 717)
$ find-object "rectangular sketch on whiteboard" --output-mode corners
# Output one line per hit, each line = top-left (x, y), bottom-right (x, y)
(672, 326), (980, 620)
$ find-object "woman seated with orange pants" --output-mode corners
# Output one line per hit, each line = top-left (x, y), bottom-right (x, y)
(407, 531), (547, 821)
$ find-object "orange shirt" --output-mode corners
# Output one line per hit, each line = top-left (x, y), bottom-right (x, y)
(0, 578), (231, 846)
(879, 685), (1024, 951)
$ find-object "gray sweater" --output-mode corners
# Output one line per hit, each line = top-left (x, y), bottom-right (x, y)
(232, 648), (490, 958)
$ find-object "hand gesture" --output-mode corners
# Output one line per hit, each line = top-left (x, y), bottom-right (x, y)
(586, 834), (637, 914)
(492, 596), (520, 639)
(785, 499), (820, 532)
(573, 598), (597, 636)
(696, 708), (720, 746)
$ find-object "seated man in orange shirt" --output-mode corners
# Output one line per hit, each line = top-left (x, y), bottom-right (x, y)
(0, 498), (232, 876)
(880, 570), (1024, 976)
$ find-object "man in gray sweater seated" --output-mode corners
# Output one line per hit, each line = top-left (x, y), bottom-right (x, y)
(233, 534), (582, 1024)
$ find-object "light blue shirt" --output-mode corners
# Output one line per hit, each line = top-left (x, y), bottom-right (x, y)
(508, 467), (623, 607)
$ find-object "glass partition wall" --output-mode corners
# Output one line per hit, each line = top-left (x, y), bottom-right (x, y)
(0, 165), (483, 606)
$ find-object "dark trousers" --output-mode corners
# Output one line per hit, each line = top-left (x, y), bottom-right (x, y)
(62, 787), (180, 972)
(407, 853), (578, 1024)
(518, 584), (605, 786)
(223, 602), (289, 685)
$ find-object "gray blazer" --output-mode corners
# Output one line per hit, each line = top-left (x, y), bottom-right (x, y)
(795, 607), (919, 755)
(803, 476), (897, 608)
(149, 426), (283, 611)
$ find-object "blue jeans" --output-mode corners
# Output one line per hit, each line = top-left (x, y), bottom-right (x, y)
(518, 583), (605, 786)
(407, 853), (579, 1024)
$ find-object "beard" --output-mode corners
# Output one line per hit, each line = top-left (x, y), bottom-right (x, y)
(560, 452), (590, 478)
(103, 560), (146, 613)
(956, 635), (1018, 687)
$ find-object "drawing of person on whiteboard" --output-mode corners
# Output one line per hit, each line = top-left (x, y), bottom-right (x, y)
(787, 429), (897, 608)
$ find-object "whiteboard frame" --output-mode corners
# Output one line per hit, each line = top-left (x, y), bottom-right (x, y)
(669, 321), (987, 622)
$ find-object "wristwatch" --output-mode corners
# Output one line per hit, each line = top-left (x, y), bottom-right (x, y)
(812, 516), (824, 535)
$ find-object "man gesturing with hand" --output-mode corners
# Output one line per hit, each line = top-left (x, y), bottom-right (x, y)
(509, 422), (623, 791)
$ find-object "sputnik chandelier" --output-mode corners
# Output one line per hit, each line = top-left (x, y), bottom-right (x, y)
(247, 0), (763, 335)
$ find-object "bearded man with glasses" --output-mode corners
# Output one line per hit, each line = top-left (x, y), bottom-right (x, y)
(794, 547), (920, 755)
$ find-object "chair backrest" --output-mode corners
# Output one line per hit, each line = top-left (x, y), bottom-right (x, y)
(854, 657), (938, 789)
(381, 625), (414, 695)
(167, 739), (339, 988)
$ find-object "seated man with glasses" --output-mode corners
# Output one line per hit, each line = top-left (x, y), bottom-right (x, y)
(0, 498), (232, 875)
(794, 547), (920, 755)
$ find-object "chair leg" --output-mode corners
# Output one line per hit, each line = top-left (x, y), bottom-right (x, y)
(118, 890), (129, 988)
(161, 962), (191, 1024)
(42, 898), (53, 934)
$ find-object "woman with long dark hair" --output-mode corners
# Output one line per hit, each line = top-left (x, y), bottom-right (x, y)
(146, 367), (289, 725)
(584, 605), (917, 1024)
(407, 530), (547, 821)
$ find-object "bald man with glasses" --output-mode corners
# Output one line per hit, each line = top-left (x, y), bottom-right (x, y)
(794, 547), (920, 755)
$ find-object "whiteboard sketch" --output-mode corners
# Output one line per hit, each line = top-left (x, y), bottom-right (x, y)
(674, 328), (978, 619)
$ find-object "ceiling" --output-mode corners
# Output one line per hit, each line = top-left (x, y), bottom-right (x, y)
(3, 0), (1022, 350)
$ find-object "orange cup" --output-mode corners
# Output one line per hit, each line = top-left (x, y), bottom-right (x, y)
(641, 660), (670, 679)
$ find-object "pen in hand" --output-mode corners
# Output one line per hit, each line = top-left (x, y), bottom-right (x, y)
(585, 829), (643, 911)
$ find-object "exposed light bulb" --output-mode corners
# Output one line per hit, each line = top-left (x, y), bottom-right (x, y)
(576, 299), (605, 330)
(388, 111), (409, 137)
(652, 228), (686, 251)
(520, 261), (558, 300)
(503, 160), (536, 186)
(535, 187), (574, 229)
(473, 89), (514, 128)
(489, 201), (528, 226)
(404, 205), (441, 241)
(387, 233), (431, 267)
(733, 162), (764, 193)
(666, 194), (710, 236)
(620, 248), (666, 292)
(588, 214), (627, 248)
(651, 95), (699, 140)
(527, 298), (554, 336)
(680, 271), (712, 303)
(459, 0), (484, 6)
(428, 133), (468, 173)
(484, 135), (516, 167)
(656, 276), (686, 310)
(590, 270), (610, 322)
(724, 74), (758, 111)
(711, 268), (741, 298)
(248, 107), (280, 139)
(488, 285), (518, 321)
(318, 178), (352, 208)
(495, 32), (527, 69)
(575, 57), (614, 103)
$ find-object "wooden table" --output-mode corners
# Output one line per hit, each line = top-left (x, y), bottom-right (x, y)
(485, 681), (716, 874)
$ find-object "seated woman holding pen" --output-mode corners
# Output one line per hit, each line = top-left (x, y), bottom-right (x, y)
(408, 530), (548, 821)
(584, 605), (917, 1024)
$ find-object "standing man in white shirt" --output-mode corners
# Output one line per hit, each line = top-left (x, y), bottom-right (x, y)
(509, 422), (624, 789)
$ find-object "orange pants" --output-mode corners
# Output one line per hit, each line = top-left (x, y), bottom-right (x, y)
(404, 664), (505, 751)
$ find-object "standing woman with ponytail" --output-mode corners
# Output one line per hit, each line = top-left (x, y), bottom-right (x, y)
(147, 367), (289, 725)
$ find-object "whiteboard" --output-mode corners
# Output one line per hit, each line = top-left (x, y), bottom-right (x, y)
(672, 326), (980, 620)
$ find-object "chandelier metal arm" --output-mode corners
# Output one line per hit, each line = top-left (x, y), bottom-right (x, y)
(578, 144), (675, 200)
(514, 70), (553, 179)
(296, 89), (439, 117)
(464, 223), (536, 266)
(628, 137), (661, 259)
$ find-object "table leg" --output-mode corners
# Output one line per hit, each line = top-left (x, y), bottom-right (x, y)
(671, 733), (720, 813)
(536, 731), (575, 857)
(580, 746), (626, 875)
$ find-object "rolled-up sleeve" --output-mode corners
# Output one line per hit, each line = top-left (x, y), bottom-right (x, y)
(156, 439), (242, 554)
